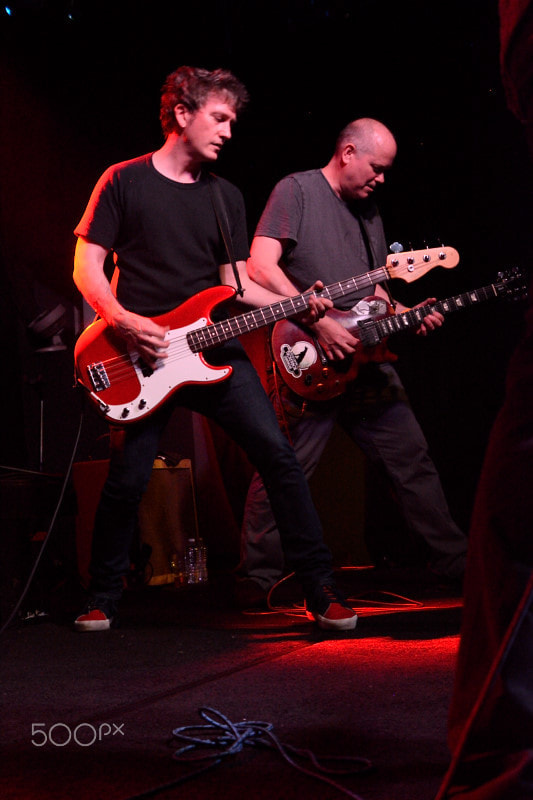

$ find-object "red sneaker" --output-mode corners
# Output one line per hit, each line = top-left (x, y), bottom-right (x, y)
(74, 597), (116, 631)
(306, 584), (357, 631)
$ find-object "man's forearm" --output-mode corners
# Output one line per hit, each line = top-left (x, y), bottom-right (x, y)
(73, 238), (127, 326)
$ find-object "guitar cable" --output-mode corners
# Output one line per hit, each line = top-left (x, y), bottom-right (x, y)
(0, 407), (85, 635)
(434, 570), (533, 799)
(124, 705), (371, 800)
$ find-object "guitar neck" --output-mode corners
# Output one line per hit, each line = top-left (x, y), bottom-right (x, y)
(358, 281), (503, 346)
(187, 266), (390, 352)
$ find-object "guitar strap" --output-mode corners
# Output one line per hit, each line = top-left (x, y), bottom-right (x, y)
(207, 173), (244, 297)
(206, 176), (302, 435)
(358, 214), (397, 310)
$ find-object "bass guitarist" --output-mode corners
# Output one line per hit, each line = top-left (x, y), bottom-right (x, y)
(72, 65), (358, 632)
(235, 117), (468, 608)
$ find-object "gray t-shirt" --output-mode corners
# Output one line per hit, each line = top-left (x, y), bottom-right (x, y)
(255, 169), (388, 310)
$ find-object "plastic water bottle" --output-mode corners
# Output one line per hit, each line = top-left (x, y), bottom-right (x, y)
(197, 538), (208, 583)
(185, 539), (198, 584)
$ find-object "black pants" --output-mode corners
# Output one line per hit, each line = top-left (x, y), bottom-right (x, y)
(88, 341), (334, 603)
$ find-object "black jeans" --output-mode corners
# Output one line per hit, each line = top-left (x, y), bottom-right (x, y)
(89, 341), (334, 602)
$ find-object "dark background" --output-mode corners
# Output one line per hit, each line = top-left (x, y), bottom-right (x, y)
(0, 0), (531, 537)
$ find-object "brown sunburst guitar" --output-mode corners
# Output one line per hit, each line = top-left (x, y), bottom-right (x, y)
(271, 269), (526, 402)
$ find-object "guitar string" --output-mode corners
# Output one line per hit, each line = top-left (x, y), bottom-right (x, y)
(366, 285), (501, 339)
(83, 256), (470, 391)
(100, 280), (500, 384)
(79, 270), (377, 379)
(83, 249), (455, 381)
(82, 267), (395, 381)
(90, 286), (499, 391)
(81, 257), (444, 377)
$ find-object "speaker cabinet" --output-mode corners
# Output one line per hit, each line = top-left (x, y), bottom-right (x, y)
(72, 458), (198, 587)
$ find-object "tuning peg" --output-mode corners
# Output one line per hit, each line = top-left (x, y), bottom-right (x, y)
(389, 242), (404, 253)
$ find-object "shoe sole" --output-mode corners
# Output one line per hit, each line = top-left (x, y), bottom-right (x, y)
(74, 619), (112, 632)
(307, 611), (358, 631)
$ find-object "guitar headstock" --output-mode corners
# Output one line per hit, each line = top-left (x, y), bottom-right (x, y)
(386, 246), (460, 283)
(495, 267), (529, 301)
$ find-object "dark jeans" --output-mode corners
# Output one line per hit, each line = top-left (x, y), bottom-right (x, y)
(89, 341), (333, 602)
(239, 362), (467, 589)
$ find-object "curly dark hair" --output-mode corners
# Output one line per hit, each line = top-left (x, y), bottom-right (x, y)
(159, 66), (249, 136)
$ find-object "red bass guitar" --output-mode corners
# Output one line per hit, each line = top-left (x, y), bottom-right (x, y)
(75, 246), (459, 423)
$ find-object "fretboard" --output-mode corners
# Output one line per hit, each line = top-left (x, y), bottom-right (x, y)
(358, 282), (501, 347)
(187, 266), (390, 352)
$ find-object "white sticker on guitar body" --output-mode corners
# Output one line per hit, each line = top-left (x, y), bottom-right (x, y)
(279, 341), (318, 378)
(351, 297), (389, 321)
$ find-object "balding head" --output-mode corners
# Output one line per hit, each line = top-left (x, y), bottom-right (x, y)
(335, 118), (396, 157)
(322, 117), (397, 202)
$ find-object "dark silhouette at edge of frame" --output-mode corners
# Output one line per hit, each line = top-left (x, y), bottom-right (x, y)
(436, 1), (533, 797)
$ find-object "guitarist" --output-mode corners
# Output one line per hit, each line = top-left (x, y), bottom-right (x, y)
(72, 65), (357, 632)
(236, 117), (468, 607)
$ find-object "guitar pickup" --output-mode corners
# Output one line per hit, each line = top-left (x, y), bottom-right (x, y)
(357, 322), (382, 348)
(136, 357), (154, 378)
(87, 362), (110, 392)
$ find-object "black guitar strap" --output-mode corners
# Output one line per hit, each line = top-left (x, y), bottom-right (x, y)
(207, 173), (244, 297)
(358, 214), (396, 310)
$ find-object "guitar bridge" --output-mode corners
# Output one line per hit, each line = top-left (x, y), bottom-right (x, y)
(87, 362), (110, 392)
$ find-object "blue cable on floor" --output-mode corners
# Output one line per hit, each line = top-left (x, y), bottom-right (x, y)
(126, 706), (371, 800)
(172, 706), (371, 798)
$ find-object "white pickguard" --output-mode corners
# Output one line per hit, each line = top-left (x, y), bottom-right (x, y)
(100, 318), (231, 423)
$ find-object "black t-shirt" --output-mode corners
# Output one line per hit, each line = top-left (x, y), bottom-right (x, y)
(75, 154), (250, 316)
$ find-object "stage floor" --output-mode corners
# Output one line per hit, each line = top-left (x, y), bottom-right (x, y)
(1, 566), (462, 800)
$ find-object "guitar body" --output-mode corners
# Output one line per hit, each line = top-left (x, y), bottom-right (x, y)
(74, 285), (236, 423)
(271, 296), (398, 402)
(74, 247), (463, 424)
(271, 269), (527, 402)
